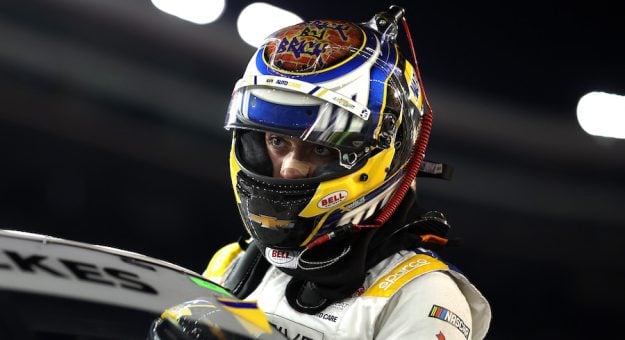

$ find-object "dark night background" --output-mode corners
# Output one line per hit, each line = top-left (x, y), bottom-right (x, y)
(1, 1), (624, 338)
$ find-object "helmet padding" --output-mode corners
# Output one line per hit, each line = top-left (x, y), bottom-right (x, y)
(236, 130), (272, 177)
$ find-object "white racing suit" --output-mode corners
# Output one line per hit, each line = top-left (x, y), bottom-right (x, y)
(205, 246), (491, 340)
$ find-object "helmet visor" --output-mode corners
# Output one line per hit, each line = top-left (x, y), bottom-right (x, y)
(225, 83), (376, 169)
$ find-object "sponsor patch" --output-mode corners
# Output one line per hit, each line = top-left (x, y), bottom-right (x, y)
(317, 191), (347, 209)
(316, 312), (338, 323)
(344, 197), (365, 210)
(268, 313), (324, 340)
(429, 305), (470, 339)
(264, 248), (300, 269)
(377, 257), (430, 291)
(363, 254), (448, 297)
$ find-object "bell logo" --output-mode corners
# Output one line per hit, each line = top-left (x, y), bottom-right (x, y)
(265, 248), (300, 269)
(317, 191), (348, 209)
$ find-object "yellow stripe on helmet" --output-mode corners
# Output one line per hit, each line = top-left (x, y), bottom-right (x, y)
(403, 60), (424, 113)
(229, 138), (242, 204)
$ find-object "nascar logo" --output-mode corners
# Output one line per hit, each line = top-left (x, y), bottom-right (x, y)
(429, 305), (470, 339)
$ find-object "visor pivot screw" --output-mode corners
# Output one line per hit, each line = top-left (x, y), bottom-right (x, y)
(359, 174), (369, 182)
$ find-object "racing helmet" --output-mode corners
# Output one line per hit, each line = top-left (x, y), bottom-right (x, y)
(225, 9), (428, 252)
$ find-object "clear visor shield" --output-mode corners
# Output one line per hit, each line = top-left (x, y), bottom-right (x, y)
(225, 79), (377, 169)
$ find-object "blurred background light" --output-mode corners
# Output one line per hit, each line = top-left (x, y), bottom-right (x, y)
(237, 2), (303, 47)
(577, 91), (625, 139)
(151, 0), (225, 24)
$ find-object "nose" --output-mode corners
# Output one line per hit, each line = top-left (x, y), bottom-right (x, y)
(279, 153), (312, 179)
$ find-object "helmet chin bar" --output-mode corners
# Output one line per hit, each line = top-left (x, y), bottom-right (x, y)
(237, 171), (320, 250)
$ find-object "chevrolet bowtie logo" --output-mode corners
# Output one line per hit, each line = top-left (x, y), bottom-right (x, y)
(249, 214), (294, 229)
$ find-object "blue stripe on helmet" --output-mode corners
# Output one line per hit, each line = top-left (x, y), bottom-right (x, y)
(308, 86), (321, 95)
(368, 41), (397, 115)
(246, 94), (319, 129)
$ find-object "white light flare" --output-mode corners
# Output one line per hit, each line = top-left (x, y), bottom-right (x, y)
(151, 0), (225, 25)
(237, 2), (303, 48)
(577, 91), (625, 139)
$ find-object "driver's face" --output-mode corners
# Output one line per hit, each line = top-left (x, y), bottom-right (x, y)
(265, 133), (338, 179)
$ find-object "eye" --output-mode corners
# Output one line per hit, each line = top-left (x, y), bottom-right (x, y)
(313, 145), (332, 157)
(266, 135), (287, 150)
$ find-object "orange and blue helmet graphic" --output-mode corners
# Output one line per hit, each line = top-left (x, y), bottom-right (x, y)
(260, 20), (367, 75)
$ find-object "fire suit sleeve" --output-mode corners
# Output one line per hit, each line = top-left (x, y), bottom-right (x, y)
(202, 242), (243, 284)
(373, 271), (474, 340)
